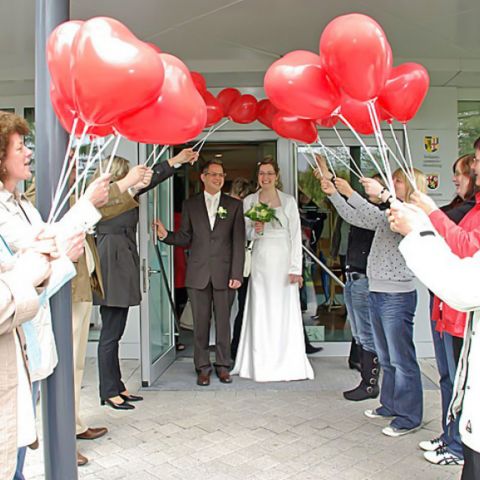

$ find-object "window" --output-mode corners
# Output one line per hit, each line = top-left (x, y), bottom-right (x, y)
(458, 101), (480, 155)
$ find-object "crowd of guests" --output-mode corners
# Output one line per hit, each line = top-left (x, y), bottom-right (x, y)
(313, 140), (480, 479)
(1, 105), (480, 480)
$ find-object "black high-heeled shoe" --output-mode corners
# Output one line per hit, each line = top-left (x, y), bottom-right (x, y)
(120, 393), (143, 402)
(101, 398), (135, 410)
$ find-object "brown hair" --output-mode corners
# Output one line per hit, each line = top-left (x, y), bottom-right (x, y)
(255, 155), (282, 190)
(201, 159), (224, 174)
(393, 167), (427, 202)
(473, 136), (480, 151)
(444, 154), (476, 210)
(230, 177), (253, 199)
(0, 111), (29, 175)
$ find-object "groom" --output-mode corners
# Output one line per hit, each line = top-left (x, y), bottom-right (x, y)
(155, 160), (245, 386)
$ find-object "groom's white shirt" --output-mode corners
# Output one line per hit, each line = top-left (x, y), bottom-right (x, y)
(204, 191), (221, 230)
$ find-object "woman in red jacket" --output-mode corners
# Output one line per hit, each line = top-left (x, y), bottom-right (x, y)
(412, 151), (478, 466)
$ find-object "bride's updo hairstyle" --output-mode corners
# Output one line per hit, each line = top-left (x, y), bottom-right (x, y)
(255, 155), (283, 190)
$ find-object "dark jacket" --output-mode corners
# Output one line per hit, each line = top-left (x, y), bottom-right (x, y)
(163, 192), (245, 290)
(94, 160), (175, 307)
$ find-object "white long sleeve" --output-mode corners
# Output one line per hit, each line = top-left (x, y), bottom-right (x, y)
(285, 195), (302, 275)
(399, 230), (480, 312)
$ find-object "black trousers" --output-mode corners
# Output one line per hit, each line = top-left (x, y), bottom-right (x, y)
(462, 444), (480, 480)
(231, 276), (249, 361)
(98, 305), (129, 400)
(453, 336), (464, 366)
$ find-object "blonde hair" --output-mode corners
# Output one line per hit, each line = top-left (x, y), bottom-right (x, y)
(92, 156), (130, 183)
(393, 167), (427, 202)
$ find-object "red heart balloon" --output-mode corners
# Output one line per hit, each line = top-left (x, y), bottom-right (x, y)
(115, 53), (207, 145)
(256, 99), (278, 128)
(217, 88), (241, 116)
(264, 50), (340, 120)
(191, 71), (207, 95)
(339, 95), (383, 135)
(229, 94), (258, 124)
(202, 91), (224, 127)
(51, 83), (114, 137)
(316, 115), (339, 128)
(72, 17), (165, 125)
(47, 20), (83, 110)
(51, 82), (84, 136)
(320, 14), (392, 101)
(146, 42), (162, 53)
(272, 112), (318, 144)
(378, 63), (430, 123)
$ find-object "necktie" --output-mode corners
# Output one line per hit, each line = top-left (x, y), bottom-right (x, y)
(206, 196), (214, 229)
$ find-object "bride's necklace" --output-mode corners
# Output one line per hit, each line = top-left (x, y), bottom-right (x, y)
(259, 190), (279, 207)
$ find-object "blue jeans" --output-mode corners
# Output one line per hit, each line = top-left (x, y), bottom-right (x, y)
(344, 277), (376, 354)
(369, 291), (423, 429)
(14, 380), (40, 480)
(431, 320), (464, 458)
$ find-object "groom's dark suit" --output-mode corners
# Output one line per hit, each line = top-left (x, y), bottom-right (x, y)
(163, 192), (245, 370)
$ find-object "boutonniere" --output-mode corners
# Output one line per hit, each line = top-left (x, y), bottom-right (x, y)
(217, 206), (228, 219)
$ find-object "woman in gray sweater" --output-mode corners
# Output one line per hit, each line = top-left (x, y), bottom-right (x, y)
(319, 168), (426, 438)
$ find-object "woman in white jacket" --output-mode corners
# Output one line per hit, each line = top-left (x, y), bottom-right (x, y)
(0, 111), (107, 475)
(390, 202), (480, 479)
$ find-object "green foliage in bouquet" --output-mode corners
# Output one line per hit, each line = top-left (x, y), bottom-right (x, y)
(244, 202), (282, 226)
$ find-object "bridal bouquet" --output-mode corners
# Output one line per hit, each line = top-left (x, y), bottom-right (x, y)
(244, 202), (281, 226)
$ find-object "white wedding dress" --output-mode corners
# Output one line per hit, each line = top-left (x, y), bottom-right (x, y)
(232, 190), (314, 382)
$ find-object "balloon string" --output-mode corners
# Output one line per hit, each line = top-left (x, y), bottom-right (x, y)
(336, 112), (390, 189)
(332, 125), (364, 178)
(317, 138), (363, 181)
(50, 137), (115, 223)
(304, 144), (321, 172)
(383, 123), (417, 188)
(81, 140), (96, 196)
(388, 123), (408, 172)
(403, 123), (416, 181)
(153, 145), (169, 165)
(382, 142), (418, 190)
(192, 119), (229, 150)
(367, 102), (395, 199)
(105, 135), (123, 173)
(48, 124), (89, 223)
(294, 141), (319, 174)
(144, 145), (158, 166)
(316, 140), (337, 179)
(52, 118), (78, 208)
(196, 125), (214, 153)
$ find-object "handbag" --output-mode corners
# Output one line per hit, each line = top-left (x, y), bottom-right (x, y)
(243, 241), (254, 277)
(179, 300), (194, 331)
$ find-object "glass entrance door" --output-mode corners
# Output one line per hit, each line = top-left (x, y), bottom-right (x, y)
(295, 130), (404, 345)
(139, 147), (176, 387)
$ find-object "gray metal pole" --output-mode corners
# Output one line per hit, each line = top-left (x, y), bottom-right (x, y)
(35, 1), (77, 479)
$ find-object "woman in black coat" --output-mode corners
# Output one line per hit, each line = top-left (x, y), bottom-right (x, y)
(95, 149), (197, 410)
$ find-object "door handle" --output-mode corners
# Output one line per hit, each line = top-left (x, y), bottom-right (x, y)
(148, 268), (161, 275)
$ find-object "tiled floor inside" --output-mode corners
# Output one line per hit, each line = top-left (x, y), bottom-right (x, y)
(24, 356), (462, 480)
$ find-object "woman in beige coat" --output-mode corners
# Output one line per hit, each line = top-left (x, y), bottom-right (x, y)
(0, 247), (53, 480)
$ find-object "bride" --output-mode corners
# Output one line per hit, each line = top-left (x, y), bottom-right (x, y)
(232, 158), (314, 382)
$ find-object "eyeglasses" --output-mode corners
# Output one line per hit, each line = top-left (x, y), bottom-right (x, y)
(258, 172), (276, 177)
(205, 172), (226, 178)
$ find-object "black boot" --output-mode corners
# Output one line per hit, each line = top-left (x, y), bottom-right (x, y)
(343, 349), (380, 401)
(304, 326), (323, 354)
(348, 338), (361, 372)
